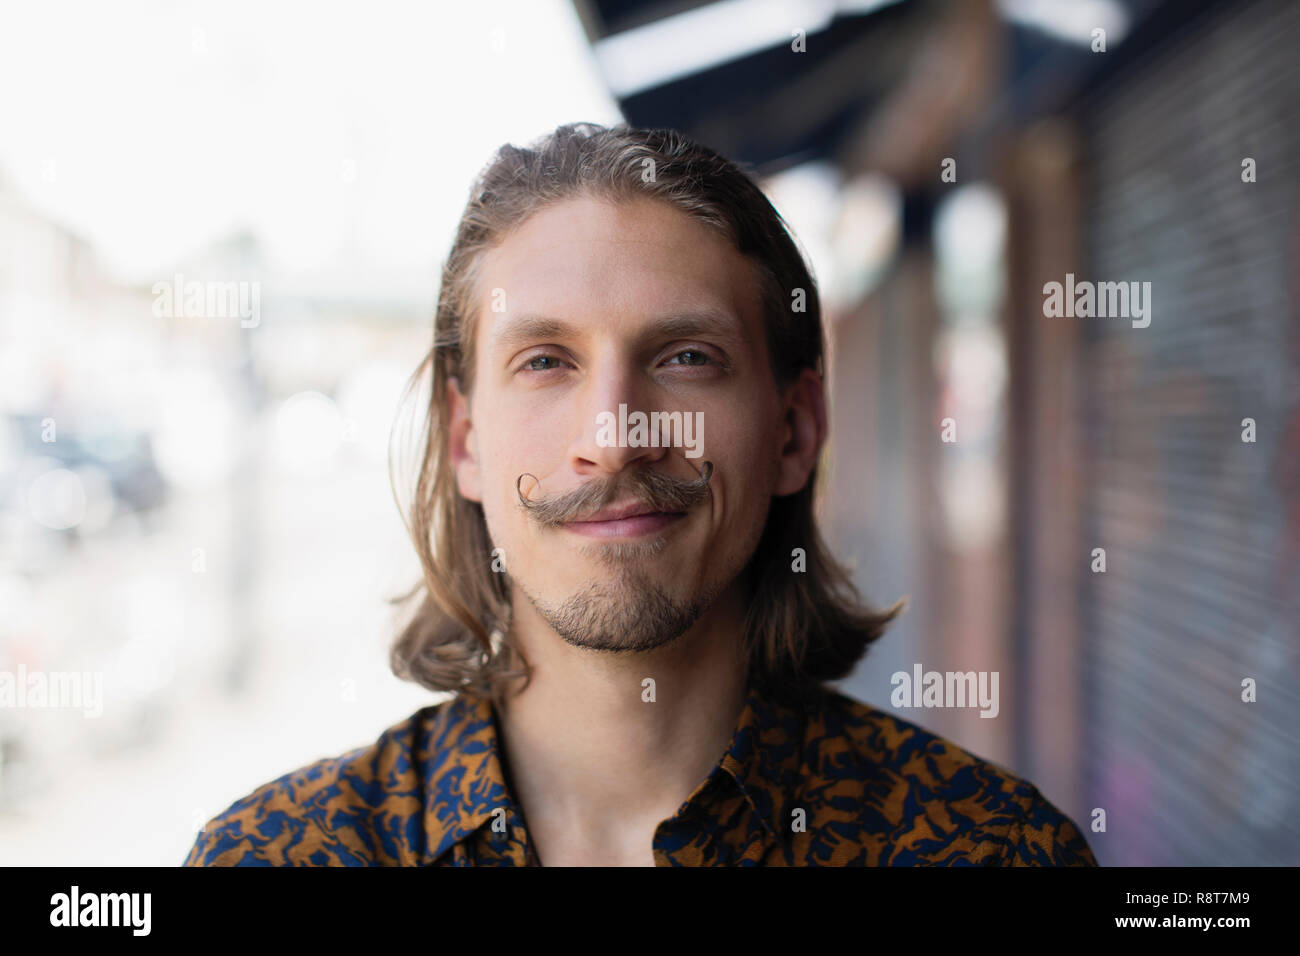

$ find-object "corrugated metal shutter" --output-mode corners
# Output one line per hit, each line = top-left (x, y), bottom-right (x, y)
(1077, 0), (1300, 864)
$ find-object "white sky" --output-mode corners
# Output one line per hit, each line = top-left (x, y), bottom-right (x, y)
(0, 0), (622, 295)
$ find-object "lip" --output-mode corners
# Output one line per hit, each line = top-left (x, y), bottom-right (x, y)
(580, 501), (665, 522)
(562, 505), (686, 538)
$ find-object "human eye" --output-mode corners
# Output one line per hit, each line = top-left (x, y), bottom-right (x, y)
(518, 351), (571, 374)
(661, 348), (716, 368)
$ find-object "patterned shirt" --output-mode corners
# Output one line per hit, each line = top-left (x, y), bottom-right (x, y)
(184, 680), (1098, 866)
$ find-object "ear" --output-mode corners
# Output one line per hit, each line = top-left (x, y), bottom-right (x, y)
(773, 366), (827, 497)
(447, 376), (482, 503)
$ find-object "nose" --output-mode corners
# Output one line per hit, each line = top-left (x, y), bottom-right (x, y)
(567, 353), (669, 477)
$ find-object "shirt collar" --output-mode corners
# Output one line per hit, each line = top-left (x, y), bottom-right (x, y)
(418, 680), (808, 864)
(715, 681), (807, 859)
(419, 691), (514, 863)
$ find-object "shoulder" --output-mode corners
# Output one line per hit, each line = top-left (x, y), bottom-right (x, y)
(799, 688), (1097, 866)
(183, 703), (445, 867)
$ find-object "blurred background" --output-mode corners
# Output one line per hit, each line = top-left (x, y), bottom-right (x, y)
(0, 0), (1296, 866)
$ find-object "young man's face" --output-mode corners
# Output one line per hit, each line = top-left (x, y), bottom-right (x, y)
(448, 194), (820, 653)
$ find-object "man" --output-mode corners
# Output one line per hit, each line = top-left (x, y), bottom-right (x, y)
(185, 122), (1097, 867)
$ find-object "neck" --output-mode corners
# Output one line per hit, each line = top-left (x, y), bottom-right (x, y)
(493, 579), (749, 865)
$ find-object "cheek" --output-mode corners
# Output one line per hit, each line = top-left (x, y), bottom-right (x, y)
(481, 394), (563, 467)
(473, 413), (557, 544)
(719, 475), (773, 545)
(718, 423), (782, 543)
(710, 438), (776, 534)
(712, 402), (781, 487)
(478, 459), (528, 549)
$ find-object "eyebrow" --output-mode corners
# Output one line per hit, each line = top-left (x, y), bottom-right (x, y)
(489, 308), (748, 354)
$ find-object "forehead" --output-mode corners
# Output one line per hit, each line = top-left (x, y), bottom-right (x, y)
(473, 195), (765, 352)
